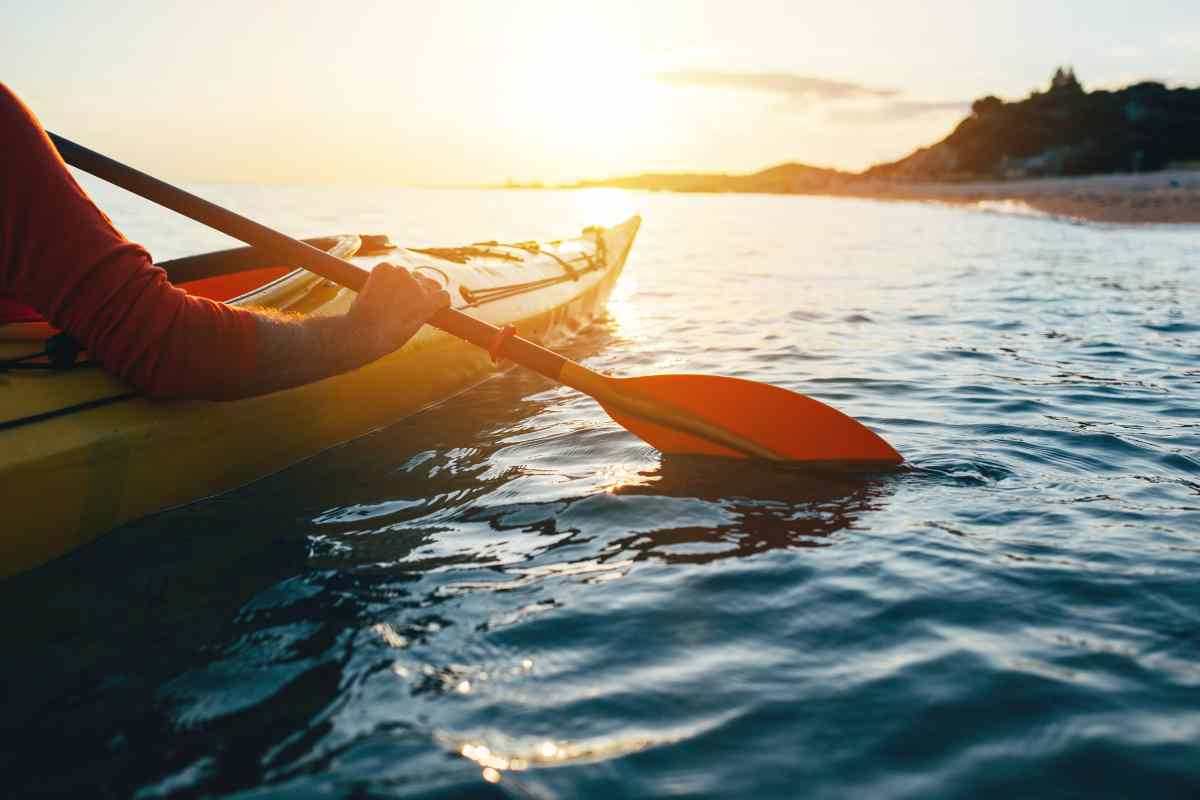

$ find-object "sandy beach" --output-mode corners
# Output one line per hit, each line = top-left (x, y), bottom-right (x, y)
(846, 170), (1200, 224)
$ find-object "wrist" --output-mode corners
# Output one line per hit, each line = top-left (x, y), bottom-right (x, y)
(336, 311), (389, 368)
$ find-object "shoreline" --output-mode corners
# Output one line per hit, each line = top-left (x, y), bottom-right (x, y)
(838, 170), (1200, 224)
(544, 170), (1200, 225)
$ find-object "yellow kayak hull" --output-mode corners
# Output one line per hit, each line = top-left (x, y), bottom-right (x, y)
(0, 216), (640, 579)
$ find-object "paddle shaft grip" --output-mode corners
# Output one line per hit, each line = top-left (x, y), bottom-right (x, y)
(49, 133), (571, 382)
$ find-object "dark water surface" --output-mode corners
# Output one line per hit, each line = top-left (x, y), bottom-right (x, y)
(3, 188), (1199, 798)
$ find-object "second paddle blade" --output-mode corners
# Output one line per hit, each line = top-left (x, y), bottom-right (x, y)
(600, 374), (902, 464)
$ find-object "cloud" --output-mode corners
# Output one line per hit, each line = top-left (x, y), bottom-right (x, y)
(657, 69), (969, 124)
(656, 70), (899, 101)
(830, 99), (970, 123)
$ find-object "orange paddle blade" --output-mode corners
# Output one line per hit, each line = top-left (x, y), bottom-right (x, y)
(600, 374), (902, 464)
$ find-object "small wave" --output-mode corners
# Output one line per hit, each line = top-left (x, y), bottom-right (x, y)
(911, 457), (1016, 485)
(916, 348), (1000, 363)
(1143, 321), (1200, 334)
(440, 709), (742, 780)
(974, 199), (1054, 218)
(973, 198), (1087, 224)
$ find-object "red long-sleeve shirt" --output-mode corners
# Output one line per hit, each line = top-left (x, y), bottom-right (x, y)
(0, 82), (257, 400)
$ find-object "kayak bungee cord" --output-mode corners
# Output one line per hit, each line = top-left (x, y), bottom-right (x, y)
(0, 332), (84, 372)
(0, 392), (135, 434)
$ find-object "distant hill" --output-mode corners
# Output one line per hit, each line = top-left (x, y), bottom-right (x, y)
(569, 162), (851, 193)
(866, 68), (1200, 180)
(559, 69), (1200, 192)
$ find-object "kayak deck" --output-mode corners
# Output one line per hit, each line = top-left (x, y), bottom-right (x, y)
(0, 216), (640, 578)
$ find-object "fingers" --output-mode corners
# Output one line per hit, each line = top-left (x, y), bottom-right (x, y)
(367, 261), (419, 291)
(361, 262), (449, 314)
(428, 288), (451, 311)
(412, 273), (440, 293)
(413, 272), (451, 311)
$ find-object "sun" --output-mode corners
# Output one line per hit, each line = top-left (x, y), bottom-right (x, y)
(495, 36), (666, 181)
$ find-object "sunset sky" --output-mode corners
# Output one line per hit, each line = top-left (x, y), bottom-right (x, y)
(4, 1), (1198, 185)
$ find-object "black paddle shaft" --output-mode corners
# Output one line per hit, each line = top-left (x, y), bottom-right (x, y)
(48, 133), (569, 380)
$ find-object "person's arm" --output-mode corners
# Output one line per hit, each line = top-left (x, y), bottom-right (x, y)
(1, 81), (447, 401)
(237, 263), (449, 398)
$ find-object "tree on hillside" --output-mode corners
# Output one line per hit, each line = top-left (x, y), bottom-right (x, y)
(1050, 66), (1083, 94)
(971, 95), (1003, 116)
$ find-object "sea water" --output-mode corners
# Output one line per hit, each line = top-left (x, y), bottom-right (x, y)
(2, 184), (1198, 798)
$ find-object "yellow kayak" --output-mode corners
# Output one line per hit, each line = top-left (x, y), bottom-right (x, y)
(0, 216), (640, 579)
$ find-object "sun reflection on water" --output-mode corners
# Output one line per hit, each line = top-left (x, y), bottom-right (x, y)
(453, 733), (655, 785)
(597, 460), (653, 493)
(443, 711), (740, 787)
(605, 284), (643, 342)
(572, 187), (639, 229)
